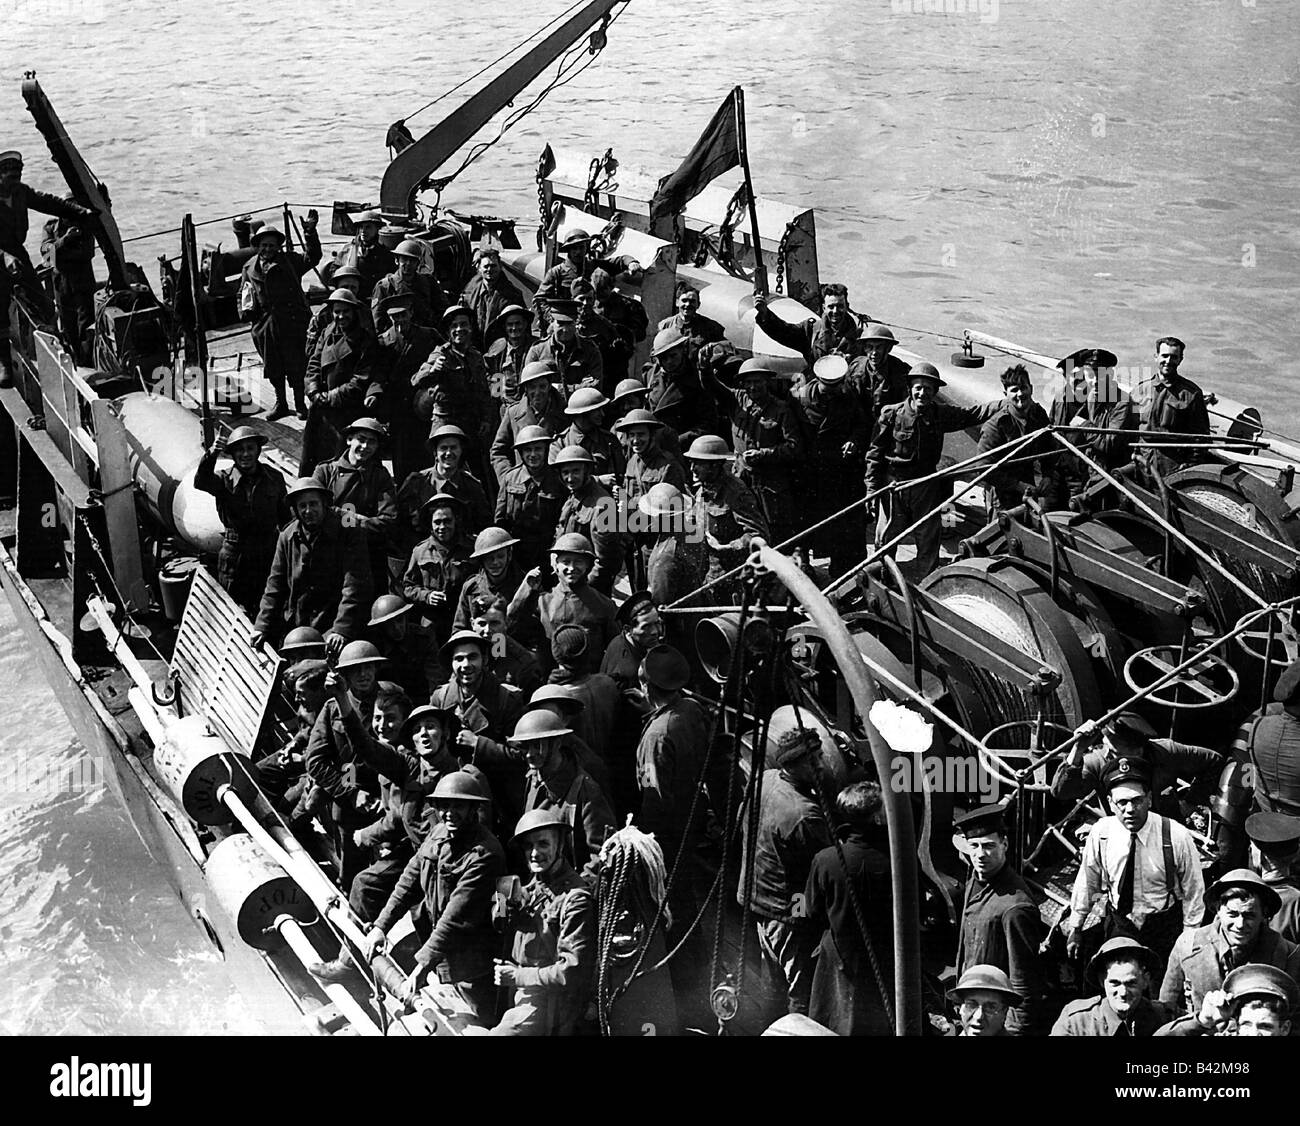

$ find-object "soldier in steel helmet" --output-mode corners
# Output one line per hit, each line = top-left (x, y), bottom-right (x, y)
(365, 769), (506, 1021)
(494, 426), (565, 574)
(489, 361), (565, 482)
(365, 294), (441, 484)
(524, 299), (604, 397)
(1157, 962), (1299, 1037)
(550, 386), (625, 485)
(489, 808), (598, 1036)
(643, 324), (720, 451)
(369, 237), (447, 333)
(1051, 937), (1175, 1035)
(366, 593), (438, 701)
(552, 446), (625, 594)
(300, 286), (375, 474)
(685, 433), (765, 599)
(194, 425), (288, 617)
(483, 301), (539, 406)
(327, 209), (392, 300)
(311, 416), (398, 595)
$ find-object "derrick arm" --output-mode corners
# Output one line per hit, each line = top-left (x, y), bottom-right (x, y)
(379, 0), (628, 219)
(22, 77), (128, 290)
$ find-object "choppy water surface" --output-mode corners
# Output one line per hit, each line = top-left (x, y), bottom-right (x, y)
(0, 0), (1295, 1031)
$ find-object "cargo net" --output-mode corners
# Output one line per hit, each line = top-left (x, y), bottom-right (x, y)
(171, 566), (283, 755)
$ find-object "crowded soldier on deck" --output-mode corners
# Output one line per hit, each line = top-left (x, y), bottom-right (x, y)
(167, 212), (1300, 1037)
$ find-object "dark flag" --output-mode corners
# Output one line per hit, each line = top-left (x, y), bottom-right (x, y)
(648, 88), (742, 229)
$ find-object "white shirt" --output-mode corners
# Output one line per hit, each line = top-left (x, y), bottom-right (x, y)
(1069, 812), (1205, 930)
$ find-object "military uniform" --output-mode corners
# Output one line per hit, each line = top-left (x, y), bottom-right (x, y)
(311, 455), (398, 595)
(977, 398), (1063, 512)
(789, 380), (869, 575)
(304, 690), (382, 888)
(370, 269), (447, 333)
(694, 471), (766, 597)
(490, 636), (544, 698)
(550, 423), (626, 482)
(755, 303), (861, 365)
(1159, 921), (1300, 1017)
(193, 456), (287, 617)
(555, 479), (624, 595)
(301, 321), (373, 475)
(645, 362), (719, 450)
(365, 323), (440, 484)
(490, 392), (566, 482)
(395, 466), (493, 565)
(332, 239), (394, 300)
(657, 310), (728, 371)
(402, 535), (471, 646)
(460, 271), (524, 342)
(956, 862), (1045, 1035)
(1052, 391), (1139, 502)
(40, 215), (97, 365)
(490, 859), (596, 1036)
(866, 397), (995, 578)
(484, 335), (538, 406)
(704, 374), (803, 545)
(431, 674), (527, 826)
(524, 335), (604, 397)
(241, 227), (323, 412)
(412, 343), (493, 448)
(1050, 994), (1175, 1036)
(622, 446), (688, 585)
(523, 755), (616, 880)
(535, 585), (618, 678)
(373, 817), (506, 1024)
(253, 509), (371, 642)
(306, 299), (376, 361)
(494, 463), (565, 574)
(847, 353), (911, 426)
(370, 628), (440, 702)
(1143, 372), (1210, 473)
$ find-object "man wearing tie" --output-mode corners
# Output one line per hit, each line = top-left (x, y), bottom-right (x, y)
(1064, 756), (1205, 973)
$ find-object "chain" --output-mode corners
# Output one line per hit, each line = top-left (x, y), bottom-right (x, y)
(774, 221), (794, 296)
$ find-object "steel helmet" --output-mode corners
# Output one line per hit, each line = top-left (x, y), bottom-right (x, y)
(431, 770), (489, 803)
(508, 710), (573, 744)
(638, 482), (689, 518)
(553, 445), (595, 467)
(439, 628), (492, 661)
(486, 304), (534, 339)
(334, 640), (386, 670)
(280, 626), (326, 656)
(861, 324), (897, 346)
(285, 477), (331, 505)
(442, 303), (475, 325)
(331, 264), (363, 284)
(908, 362), (946, 388)
(610, 377), (647, 406)
(518, 361), (555, 387)
(513, 424), (553, 449)
(344, 416), (388, 440)
(613, 408), (663, 432)
(224, 425), (266, 451)
(428, 422), (468, 446)
(736, 358), (776, 381)
(400, 703), (460, 745)
(565, 386), (610, 416)
(368, 594), (412, 627)
(470, 526), (520, 559)
(550, 532), (596, 558)
(523, 683), (587, 716)
(685, 434), (732, 461)
(328, 287), (362, 307)
(558, 228), (592, 251)
(352, 209), (384, 227)
(652, 325), (688, 357)
(420, 491), (464, 515)
(510, 807), (572, 846)
(393, 239), (423, 260)
(252, 226), (285, 246)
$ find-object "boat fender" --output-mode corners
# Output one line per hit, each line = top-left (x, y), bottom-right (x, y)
(205, 834), (315, 951)
(152, 714), (256, 826)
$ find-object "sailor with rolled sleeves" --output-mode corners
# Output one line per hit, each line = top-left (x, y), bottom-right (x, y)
(524, 300), (604, 398)
(1159, 868), (1300, 1017)
(686, 434), (766, 599)
(752, 283), (863, 367)
(366, 295), (440, 484)
(403, 492), (472, 652)
(366, 770), (506, 1020)
(494, 426), (565, 574)
(511, 533), (618, 677)
(482, 302), (538, 406)
(238, 215), (322, 420)
(952, 804), (1045, 1035)
(490, 362), (565, 482)
(194, 425), (288, 618)
(866, 362), (999, 580)
(1050, 937), (1175, 1035)
(552, 446), (624, 595)
(367, 593), (439, 702)
(490, 808), (599, 1036)
(329, 209), (393, 300)
(701, 358), (803, 547)
(1247, 812), (1300, 943)
(370, 238), (447, 333)
(252, 477), (372, 661)
(1063, 756), (1206, 972)
(1053, 710), (1224, 821)
(300, 287), (374, 475)
(550, 386), (625, 486)
(311, 416), (398, 595)
(430, 631), (527, 823)
(1157, 962), (1300, 1037)
(790, 354), (870, 578)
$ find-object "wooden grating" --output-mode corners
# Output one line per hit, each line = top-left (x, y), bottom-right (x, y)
(172, 565), (283, 754)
